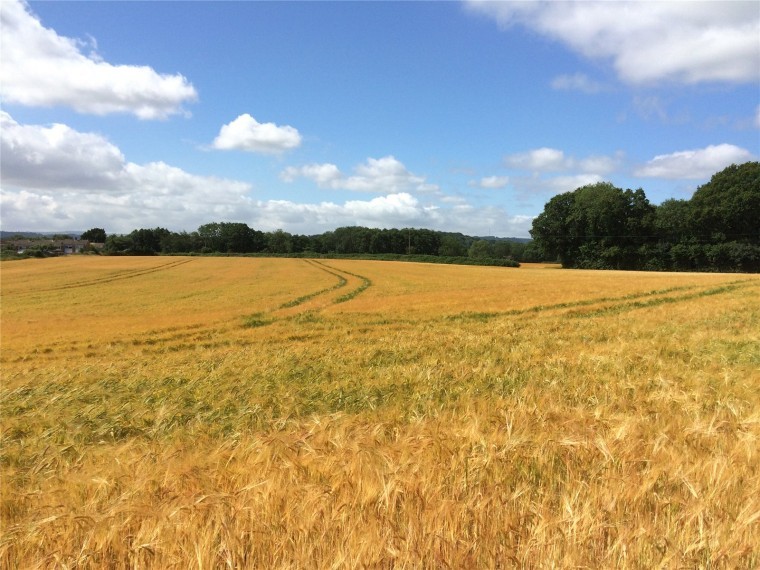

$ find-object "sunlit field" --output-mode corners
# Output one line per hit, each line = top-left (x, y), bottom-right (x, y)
(2, 256), (759, 568)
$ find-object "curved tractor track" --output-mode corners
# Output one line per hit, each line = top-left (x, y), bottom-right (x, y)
(6, 259), (195, 297)
(5, 258), (375, 364)
(243, 259), (373, 327)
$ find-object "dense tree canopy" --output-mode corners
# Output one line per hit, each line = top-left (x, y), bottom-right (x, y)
(530, 183), (656, 269)
(80, 227), (107, 243)
(689, 162), (760, 243)
(530, 162), (760, 272)
(99, 223), (535, 265)
(71, 164), (760, 272)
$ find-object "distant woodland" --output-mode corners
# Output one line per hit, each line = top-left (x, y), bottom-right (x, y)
(96, 225), (531, 267)
(4, 163), (757, 272)
(530, 162), (759, 272)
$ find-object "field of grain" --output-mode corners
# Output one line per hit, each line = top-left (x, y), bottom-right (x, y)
(1, 256), (759, 568)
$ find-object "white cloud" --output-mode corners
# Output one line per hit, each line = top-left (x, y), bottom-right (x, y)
(0, 189), (67, 227)
(247, 197), (534, 237)
(504, 147), (621, 176)
(281, 163), (341, 185)
(0, 113), (533, 236)
(544, 174), (605, 194)
(281, 156), (439, 194)
(501, 146), (621, 198)
(551, 72), (606, 94)
(0, 0), (197, 119)
(635, 144), (755, 179)
(1, 113), (252, 232)
(344, 192), (426, 223)
(756, 105), (760, 128)
(212, 114), (302, 154)
(467, 0), (760, 85)
(577, 154), (621, 175)
(0, 111), (125, 189)
(470, 176), (509, 189)
(510, 172), (605, 198)
(505, 147), (570, 172)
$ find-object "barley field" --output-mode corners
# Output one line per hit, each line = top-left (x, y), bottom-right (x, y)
(1, 256), (759, 568)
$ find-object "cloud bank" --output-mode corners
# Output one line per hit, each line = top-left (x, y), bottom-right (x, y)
(1, 112), (252, 230)
(0, 113), (530, 236)
(0, 0), (197, 118)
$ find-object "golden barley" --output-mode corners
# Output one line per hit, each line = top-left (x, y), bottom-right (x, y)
(1, 256), (758, 568)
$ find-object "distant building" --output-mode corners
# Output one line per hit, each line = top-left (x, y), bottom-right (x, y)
(1, 239), (95, 255)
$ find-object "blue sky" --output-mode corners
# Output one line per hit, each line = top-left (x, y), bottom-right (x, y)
(1, 1), (758, 237)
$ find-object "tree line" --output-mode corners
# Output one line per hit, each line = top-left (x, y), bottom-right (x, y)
(101, 223), (540, 264)
(25, 162), (755, 272)
(530, 162), (759, 272)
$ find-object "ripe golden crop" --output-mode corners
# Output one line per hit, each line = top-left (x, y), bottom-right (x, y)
(2, 257), (758, 568)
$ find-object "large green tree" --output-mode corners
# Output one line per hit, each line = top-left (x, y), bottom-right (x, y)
(531, 182), (654, 269)
(689, 161), (760, 244)
(80, 227), (107, 242)
(654, 199), (692, 243)
(530, 162), (759, 272)
(530, 191), (578, 265)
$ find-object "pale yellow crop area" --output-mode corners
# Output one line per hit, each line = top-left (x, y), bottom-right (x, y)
(2, 256), (759, 568)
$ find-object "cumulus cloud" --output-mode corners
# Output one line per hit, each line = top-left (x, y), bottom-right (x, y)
(0, 0), (197, 119)
(212, 114), (302, 154)
(0, 111), (125, 189)
(550, 72), (606, 94)
(0, 113), (532, 236)
(635, 144), (755, 179)
(1, 113), (253, 231)
(247, 197), (534, 238)
(467, 0), (760, 85)
(281, 156), (439, 194)
(344, 193), (426, 223)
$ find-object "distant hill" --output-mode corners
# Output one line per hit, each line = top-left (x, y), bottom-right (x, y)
(477, 236), (532, 243)
(1, 231), (83, 239)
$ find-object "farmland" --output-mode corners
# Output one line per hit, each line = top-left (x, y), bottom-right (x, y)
(1, 256), (759, 568)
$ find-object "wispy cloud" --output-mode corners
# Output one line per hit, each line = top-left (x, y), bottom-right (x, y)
(550, 72), (607, 94)
(282, 156), (439, 194)
(501, 147), (623, 198)
(470, 176), (509, 189)
(504, 148), (621, 175)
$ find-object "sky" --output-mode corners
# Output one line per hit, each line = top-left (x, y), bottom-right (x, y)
(1, 0), (758, 238)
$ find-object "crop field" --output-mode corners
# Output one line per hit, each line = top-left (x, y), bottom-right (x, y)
(1, 256), (759, 568)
